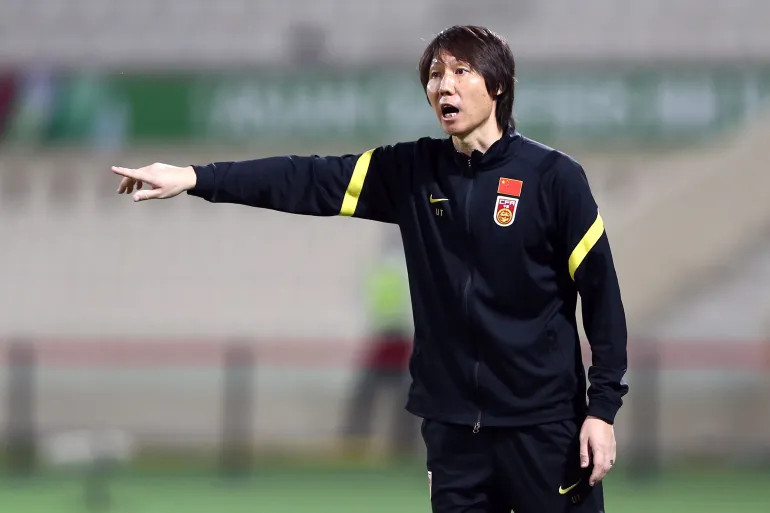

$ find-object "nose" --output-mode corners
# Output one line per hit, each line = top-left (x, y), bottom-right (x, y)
(438, 73), (455, 95)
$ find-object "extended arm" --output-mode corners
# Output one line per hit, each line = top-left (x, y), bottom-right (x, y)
(113, 147), (405, 223)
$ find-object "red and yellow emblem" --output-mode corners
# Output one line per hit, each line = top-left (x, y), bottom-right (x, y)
(494, 196), (518, 227)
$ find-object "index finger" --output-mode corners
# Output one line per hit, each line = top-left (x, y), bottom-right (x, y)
(112, 166), (144, 180)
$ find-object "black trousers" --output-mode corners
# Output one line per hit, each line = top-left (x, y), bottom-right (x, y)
(421, 417), (605, 513)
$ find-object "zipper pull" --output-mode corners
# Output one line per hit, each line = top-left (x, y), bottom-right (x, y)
(472, 421), (481, 434)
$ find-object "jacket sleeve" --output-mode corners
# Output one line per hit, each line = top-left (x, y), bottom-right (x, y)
(551, 157), (629, 424)
(187, 145), (406, 223)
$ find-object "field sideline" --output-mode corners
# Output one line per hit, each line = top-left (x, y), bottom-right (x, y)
(1, 464), (768, 513)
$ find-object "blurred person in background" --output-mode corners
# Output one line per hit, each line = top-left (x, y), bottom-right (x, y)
(112, 25), (627, 513)
(342, 229), (417, 460)
(0, 74), (16, 138)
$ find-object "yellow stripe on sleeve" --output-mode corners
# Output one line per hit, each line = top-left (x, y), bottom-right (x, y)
(568, 212), (605, 280)
(339, 149), (374, 216)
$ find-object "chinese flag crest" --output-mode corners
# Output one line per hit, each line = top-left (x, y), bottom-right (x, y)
(494, 196), (518, 227)
(498, 177), (523, 197)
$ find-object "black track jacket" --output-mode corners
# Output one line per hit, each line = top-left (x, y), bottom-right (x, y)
(189, 129), (629, 428)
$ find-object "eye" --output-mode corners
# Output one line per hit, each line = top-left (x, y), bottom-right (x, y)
(430, 71), (441, 79)
(455, 68), (469, 75)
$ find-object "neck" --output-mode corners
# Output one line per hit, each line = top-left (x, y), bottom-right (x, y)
(452, 121), (504, 156)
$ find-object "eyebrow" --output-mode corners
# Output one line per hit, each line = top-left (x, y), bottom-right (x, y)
(430, 57), (470, 68)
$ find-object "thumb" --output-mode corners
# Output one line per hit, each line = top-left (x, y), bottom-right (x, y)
(580, 435), (590, 468)
(133, 188), (163, 202)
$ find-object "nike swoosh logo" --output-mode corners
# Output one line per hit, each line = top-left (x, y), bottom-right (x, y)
(558, 480), (581, 495)
(429, 195), (449, 204)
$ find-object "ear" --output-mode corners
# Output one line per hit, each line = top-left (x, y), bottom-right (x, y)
(496, 86), (504, 96)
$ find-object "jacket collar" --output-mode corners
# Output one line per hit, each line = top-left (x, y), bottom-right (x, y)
(445, 126), (522, 170)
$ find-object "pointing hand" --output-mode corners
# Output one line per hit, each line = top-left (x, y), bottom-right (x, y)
(113, 163), (197, 202)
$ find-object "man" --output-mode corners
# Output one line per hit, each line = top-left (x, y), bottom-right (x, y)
(113, 25), (627, 513)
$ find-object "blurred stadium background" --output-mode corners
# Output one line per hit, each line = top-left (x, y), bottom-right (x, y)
(1, 1), (770, 512)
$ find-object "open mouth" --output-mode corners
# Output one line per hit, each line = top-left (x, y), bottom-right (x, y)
(440, 104), (460, 119)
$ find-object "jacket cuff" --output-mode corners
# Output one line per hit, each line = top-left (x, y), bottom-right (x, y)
(586, 399), (621, 424)
(187, 164), (216, 200)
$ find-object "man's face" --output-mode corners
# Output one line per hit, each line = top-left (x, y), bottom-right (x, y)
(426, 52), (497, 137)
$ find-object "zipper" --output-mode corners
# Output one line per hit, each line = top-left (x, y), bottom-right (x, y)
(464, 156), (483, 434)
(472, 362), (481, 433)
(462, 157), (474, 317)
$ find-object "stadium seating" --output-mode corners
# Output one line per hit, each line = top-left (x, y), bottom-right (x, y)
(2, 0), (770, 67)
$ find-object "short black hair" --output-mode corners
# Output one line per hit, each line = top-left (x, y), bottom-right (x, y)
(418, 25), (515, 131)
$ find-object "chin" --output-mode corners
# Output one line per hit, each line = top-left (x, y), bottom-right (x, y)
(440, 121), (470, 137)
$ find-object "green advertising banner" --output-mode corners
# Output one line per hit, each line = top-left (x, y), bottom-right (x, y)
(7, 66), (770, 146)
